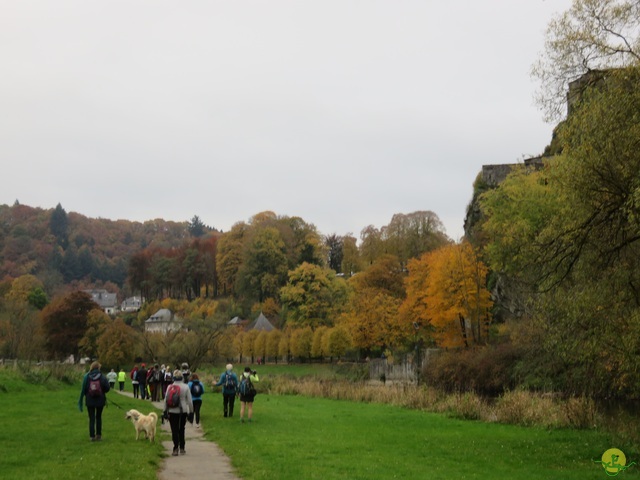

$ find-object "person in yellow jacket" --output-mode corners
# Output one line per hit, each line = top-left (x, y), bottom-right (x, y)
(117, 368), (126, 392)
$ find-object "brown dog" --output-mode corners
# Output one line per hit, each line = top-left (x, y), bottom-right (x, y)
(125, 409), (158, 442)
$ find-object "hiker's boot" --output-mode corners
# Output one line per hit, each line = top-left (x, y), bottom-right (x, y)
(172, 448), (179, 456)
(180, 448), (186, 455)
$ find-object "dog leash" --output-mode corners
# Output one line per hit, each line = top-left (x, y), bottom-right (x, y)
(107, 396), (124, 410)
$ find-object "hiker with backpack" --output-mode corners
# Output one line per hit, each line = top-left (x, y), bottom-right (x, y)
(214, 363), (238, 418)
(138, 363), (148, 400)
(149, 364), (162, 401)
(78, 360), (111, 442)
(238, 367), (259, 423)
(164, 369), (194, 456)
(188, 373), (205, 428)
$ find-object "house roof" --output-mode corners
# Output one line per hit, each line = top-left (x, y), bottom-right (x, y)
(247, 312), (275, 332)
(84, 289), (117, 308)
(145, 308), (178, 324)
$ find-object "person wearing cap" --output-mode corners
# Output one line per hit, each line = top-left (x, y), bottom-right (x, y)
(164, 369), (194, 456)
(214, 363), (238, 418)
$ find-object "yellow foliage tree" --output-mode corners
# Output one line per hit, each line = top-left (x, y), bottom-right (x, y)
(422, 242), (492, 348)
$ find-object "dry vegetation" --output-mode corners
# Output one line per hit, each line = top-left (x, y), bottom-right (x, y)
(267, 377), (601, 430)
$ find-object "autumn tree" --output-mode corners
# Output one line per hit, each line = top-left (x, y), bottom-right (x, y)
(236, 227), (289, 304)
(417, 242), (493, 348)
(216, 222), (248, 296)
(40, 291), (99, 361)
(279, 262), (348, 328)
(341, 234), (362, 277)
(532, 0), (640, 121)
(324, 325), (352, 362)
(266, 329), (283, 363)
(311, 326), (329, 360)
(290, 326), (313, 361)
(340, 255), (405, 354)
(78, 309), (111, 359)
(96, 318), (139, 368)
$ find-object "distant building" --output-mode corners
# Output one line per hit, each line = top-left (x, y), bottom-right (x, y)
(145, 308), (182, 334)
(227, 316), (247, 327)
(247, 312), (276, 332)
(84, 289), (118, 315)
(121, 296), (144, 313)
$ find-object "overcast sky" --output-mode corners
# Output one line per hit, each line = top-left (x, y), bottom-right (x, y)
(1, 0), (572, 241)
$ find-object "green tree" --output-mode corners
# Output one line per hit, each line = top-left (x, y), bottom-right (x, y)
(237, 227), (289, 303)
(279, 262), (348, 328)
(188, 215), (207, 237)
(49, 203), (68, 247)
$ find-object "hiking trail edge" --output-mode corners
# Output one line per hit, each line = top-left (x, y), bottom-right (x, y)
(116, 390), (241, 480)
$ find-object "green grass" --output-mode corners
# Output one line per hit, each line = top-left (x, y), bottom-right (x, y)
(201, 395), (637, 480)
(2, 366), (638, 480)
(0, 369), (165, 480)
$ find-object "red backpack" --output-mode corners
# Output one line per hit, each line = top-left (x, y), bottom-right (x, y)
(87, 375), (103, 398)
(166, 384), (181, 408)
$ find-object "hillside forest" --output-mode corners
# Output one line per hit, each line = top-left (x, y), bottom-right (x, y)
(2, 0), (640, 402)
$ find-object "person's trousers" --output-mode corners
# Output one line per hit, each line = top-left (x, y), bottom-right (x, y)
(168, 412), (187, 449)
(193, 399), (202, 424)
(223, 393), (236, 417)
(87, 405), (104, 438)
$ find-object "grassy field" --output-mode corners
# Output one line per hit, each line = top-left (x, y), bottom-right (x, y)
(0, 368), (165, 480)
(1, 365), (638, 479)
(201, 394), (635, 480)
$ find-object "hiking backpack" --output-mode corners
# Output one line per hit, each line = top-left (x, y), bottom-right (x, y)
(224, 373), (236, 391)
(239, 376), (256, 396)
(87, 375), (103, 398)
(190, 381), (203, 397)
(166, 384), (181, 408)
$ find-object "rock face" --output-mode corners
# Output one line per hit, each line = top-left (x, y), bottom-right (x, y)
(463, 157), (545, 322)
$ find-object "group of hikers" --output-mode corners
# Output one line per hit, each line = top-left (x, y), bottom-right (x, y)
(78, 361), (260, 456)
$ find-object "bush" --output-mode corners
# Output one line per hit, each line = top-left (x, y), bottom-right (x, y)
(422, 344), (522, 396)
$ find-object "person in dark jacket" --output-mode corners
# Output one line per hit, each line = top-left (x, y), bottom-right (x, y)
(214, 363), (238, 418)
(138, 363), (148, 400)
(78, 361), (111, 441)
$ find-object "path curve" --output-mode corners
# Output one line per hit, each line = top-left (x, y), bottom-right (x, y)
(116, 390), (241, 480)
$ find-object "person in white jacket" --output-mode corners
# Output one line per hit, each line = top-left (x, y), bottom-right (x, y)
(164, 369), (194, 456)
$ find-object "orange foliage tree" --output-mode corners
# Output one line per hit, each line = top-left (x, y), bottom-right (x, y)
(340, 255), (405, 353)
(403, 242), (492, 348)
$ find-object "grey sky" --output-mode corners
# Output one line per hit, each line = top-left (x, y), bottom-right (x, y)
(1, 0), (572, 241)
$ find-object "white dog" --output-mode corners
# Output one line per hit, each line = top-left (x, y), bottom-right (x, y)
(125, 409), (158, 442)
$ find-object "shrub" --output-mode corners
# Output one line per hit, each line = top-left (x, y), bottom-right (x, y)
(422, 344), (522, 395)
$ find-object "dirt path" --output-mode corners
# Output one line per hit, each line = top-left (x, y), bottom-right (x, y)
(116, 390), (241, 480)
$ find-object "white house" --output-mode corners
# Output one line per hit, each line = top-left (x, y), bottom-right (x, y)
(121, 296), (144, 313)
(145, 308), (182, 334)
(84, 289), (118, 315)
